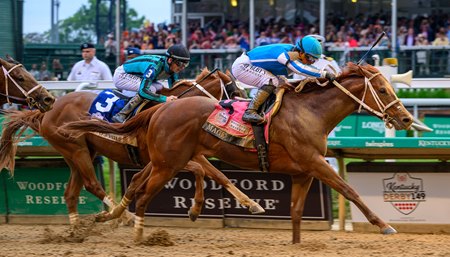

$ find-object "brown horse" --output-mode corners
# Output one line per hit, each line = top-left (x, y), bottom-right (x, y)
(0, 68), (263, 225)
(0, 56), (55, 112)
(62, 63), (413, 243)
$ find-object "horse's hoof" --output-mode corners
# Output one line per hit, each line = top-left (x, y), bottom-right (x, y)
(94, 211), (110, 222)
(382, 225), (397, 235)
(188, 209), (199, 222)
(249, 204), (265, 214)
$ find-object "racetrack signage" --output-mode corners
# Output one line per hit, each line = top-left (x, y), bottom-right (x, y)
(120, 161), (332, 222)
(2, 159), (104, 216)
(347, 162), (450, 228)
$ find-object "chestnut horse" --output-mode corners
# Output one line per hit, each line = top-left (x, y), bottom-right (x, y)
(0, 56), (55, 112)
(62, 63), (413, 243)
(0, 68), (263, 225)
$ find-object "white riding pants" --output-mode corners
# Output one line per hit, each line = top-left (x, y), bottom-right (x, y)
(113, 65), (164, 97)
(231, 53), (279, 89)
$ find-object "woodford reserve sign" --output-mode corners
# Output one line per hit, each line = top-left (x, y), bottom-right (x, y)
(2, 159), (104, 219)
(120, 160), (332, 224)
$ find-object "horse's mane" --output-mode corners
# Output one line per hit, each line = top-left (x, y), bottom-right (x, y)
(171, 68), (211, 89)
(291, 62), (377, 94)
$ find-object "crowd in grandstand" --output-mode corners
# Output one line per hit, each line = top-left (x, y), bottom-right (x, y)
(120, 11), (449, 56)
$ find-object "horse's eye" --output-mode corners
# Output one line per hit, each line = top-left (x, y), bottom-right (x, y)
(379, 87), (386, 94)
(17, 75), (25, 82)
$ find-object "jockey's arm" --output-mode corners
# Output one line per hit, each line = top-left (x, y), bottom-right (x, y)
(277, 52), (327, 78)
(139, 67), (168, 103)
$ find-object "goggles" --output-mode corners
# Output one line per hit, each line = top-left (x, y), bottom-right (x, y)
(300, 52), (317, 64)
(173, 59), (189, 68)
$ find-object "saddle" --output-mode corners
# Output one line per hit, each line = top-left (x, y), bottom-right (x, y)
(89, 89), (153, 123)
(202, 88), (285, 172)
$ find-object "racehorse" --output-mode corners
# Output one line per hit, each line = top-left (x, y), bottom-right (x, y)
(0, 68), (263, 226)
(0, 56), (55, 112)
(62, 63), (413, 243)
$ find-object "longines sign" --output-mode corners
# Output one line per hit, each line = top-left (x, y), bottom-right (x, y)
(120, 164), (332, 221)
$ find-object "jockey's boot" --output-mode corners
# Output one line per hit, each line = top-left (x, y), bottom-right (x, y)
(111, 94), (143, 123)
(242, 84), (276, 124)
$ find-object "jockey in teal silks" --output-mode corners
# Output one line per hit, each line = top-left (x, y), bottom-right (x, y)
(231, 35), (336, 124)
(112, 44), (190, 123)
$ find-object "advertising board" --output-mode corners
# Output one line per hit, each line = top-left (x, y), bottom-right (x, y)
(347, 162), (450, 233)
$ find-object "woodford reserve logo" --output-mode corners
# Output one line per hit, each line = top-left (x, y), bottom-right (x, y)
(382, 173), (426, 215)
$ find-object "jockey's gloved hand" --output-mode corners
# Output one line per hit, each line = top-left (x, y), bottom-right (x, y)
(325, 72), (336, 82)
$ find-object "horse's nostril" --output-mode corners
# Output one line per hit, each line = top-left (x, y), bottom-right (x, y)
(44, 96), (55, 105)
(403, 117), (411, 123)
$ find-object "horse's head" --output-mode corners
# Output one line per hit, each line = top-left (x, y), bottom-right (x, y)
(341, 63), (412, 130)
(0, 56), (55, 112)
(218, 70), (248, 99)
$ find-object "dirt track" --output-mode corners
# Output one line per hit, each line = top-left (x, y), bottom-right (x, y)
(1, 221), (450, 257)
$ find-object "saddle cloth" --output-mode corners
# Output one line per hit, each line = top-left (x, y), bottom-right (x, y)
(202, 100), (272, 149)
(89, 89), (128, 122)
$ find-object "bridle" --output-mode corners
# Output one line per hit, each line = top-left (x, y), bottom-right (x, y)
(331, 67), (401, 128)
(1, 63), (45, 108)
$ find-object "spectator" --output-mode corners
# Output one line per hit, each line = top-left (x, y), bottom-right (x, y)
(125, 47), (141, 61)
(67, 42), (113, 81)
(38, 62), (52, 81)
(104, 33), (117, 63)
(432, 30), (449, 73)
(52, 59), (64, 80)
(29, 63), (40, 80)
(415, 34), (430, 75)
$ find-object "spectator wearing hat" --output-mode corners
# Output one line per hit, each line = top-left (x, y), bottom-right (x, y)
(67, 42), (113, 81)
(104, 33), (118, 63)
(126, 47), (141, 60)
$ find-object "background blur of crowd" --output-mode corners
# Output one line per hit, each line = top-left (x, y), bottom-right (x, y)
(26, 10), (449, 82)
(119, 11), (449, 60)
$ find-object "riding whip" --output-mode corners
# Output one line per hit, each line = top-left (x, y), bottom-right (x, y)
(357, 31), (386, 65)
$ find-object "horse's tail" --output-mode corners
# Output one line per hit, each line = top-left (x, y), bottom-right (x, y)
(0, 110), (44, 177)
(60, 104), (162, 138)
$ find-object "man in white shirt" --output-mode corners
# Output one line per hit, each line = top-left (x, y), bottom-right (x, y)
(67, 42), (113, 81)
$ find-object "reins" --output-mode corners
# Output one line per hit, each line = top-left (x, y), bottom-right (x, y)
(1, 63), (44, 108)
(177, 68), (224, 101)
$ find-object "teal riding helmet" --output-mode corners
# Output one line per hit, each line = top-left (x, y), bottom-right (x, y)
(296, 36), (323, 59)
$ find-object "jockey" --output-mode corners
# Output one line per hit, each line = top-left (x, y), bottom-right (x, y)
(111, 44), (190, 123)
(231, 35), (336, 124)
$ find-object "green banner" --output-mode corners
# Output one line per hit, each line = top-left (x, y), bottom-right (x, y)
(328, 137), (450, 148)
(334, 116), (357, 137)
(423, 115), (450, 137)
(3, 159), (104, 215)
(0, 172), (7, 215)
(355, 115), (406, 137)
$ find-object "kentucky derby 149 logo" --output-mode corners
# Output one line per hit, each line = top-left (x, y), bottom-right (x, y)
(382, 173), (426, 215)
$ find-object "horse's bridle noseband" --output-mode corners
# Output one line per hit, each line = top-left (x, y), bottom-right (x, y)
(1, 63), (45, 108)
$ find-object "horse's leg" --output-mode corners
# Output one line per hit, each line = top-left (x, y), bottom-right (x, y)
(194, 156), (265, 214)
(183, 161), (205, 221)
(62, 150), (134, 225)
(63, 158), (84, 225)
(96, 164), (152, 222)
(290, 174), (314, 244)
(310, 156), (396, 234)
(98, 160), (206, 223)
(133, 164), (177, 243)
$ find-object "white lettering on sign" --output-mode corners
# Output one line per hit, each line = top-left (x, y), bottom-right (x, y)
(24, 195), (88, 205)
(170, 196), (281, 210)
(16, 182), (66, 191)
(361, 121), (385, 134)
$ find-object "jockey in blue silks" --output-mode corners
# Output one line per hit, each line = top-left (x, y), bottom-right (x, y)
(111, 44), (190, 123)
(231, 35), (336, 124)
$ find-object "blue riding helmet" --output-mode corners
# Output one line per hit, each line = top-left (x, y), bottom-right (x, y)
(295, 36), (322, 59)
